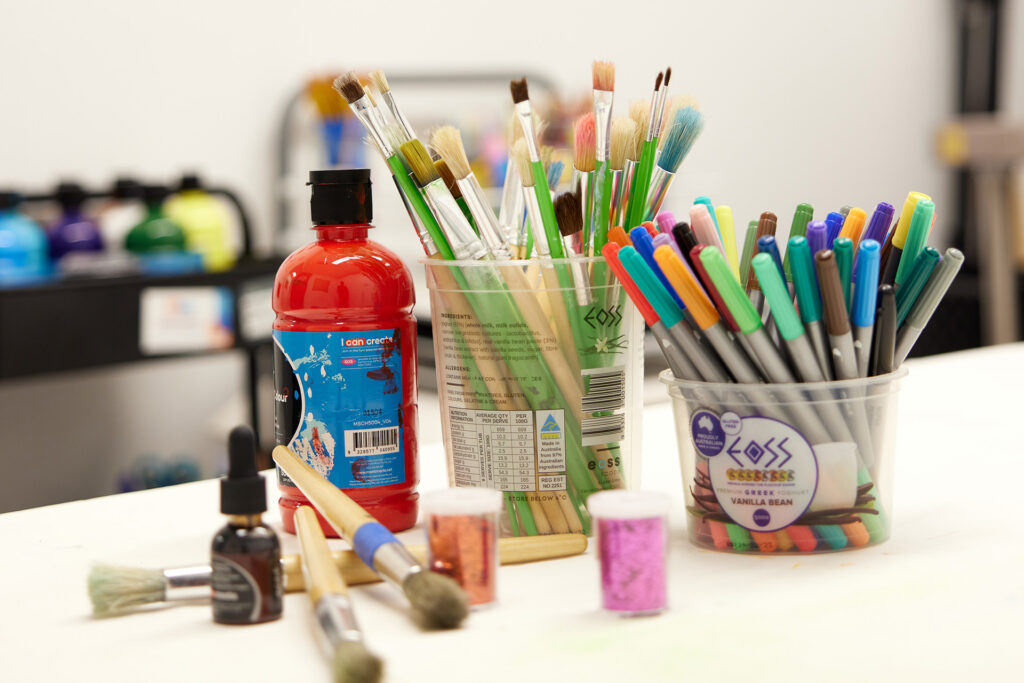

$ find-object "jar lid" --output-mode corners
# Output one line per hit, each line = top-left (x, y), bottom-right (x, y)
(587, 490), (670, 520)
(421, 487), (503, 516)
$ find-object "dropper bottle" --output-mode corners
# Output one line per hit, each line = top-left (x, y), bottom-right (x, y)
(211, 425), (283, 625)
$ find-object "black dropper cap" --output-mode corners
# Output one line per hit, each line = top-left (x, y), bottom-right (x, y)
(0, 191), (23, 211)
(56, 182), (87, 209)
(179, 174), (202, 191)
(220, 425), (267, 515)
(111, 178), (144, 200)
(142, 184), (171, 206)
(308, 169), (372, 225)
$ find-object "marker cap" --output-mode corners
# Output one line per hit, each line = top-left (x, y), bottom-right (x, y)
(699, 246), (762, 334)
(788, 236), (821, 323)
(851, 239), (881, 327)
(752, 253), (803, 340)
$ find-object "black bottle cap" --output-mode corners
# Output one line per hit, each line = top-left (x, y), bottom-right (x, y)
(179, 174), (202, 191)
(56, 182), (87, 209)
(111, 178), (144, 200)
(142, 184), (171, 205)
(220, 425), (267, 515)
(308, 168), (372, 225)
(0, 191), (23, 210)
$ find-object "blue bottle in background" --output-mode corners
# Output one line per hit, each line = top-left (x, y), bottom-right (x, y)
(0, 191), (49, 286)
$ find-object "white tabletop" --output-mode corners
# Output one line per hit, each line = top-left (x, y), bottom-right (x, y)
(3, 344), (1022, 682)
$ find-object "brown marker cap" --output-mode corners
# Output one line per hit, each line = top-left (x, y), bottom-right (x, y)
(815, 250), (849, 335)
(746, 211), (778, 291)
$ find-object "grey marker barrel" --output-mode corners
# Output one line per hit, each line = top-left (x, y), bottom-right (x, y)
(651, 321), (700, 381)
(806, 319), (833, 380)
(666, 318), (731, 383)
(895, 248), (964, 366)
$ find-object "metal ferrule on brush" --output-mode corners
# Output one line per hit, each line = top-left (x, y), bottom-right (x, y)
(616, 160), (635, 228)
(372, 542), (424, 588)
(382, 91), (416, 142)
(314, 594), (363, 652)
(163, 565), (213, 602)
(521, 186), (550, 257)
(458, 177), (510, 259)
(514, 102), (541, 161)
(594, 91), (613, 162)
(643, 166), (675, 222)
(564, 245), (593, 306)
(609, 170), (624, 228)
(498, 156), (522, 244)
(348, 97), (392, 157)
(392, 177), (437, 256)
(422, 179), (487, 261)
(571, 168), (593, 252)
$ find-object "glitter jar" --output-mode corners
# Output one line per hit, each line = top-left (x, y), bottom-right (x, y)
(587, 490), (670, 616)
(422, 488), (503, 607)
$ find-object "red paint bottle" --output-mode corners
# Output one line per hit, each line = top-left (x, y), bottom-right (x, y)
(273, 169), (418, 535)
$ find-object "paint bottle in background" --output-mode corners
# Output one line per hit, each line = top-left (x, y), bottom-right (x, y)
(0, 191), (49, 286)
(211, 425), (283, 625)
(125, 185), (187, 253)
(273, 169), (418, 536)
(165, 174), (235, 272)
(96, 178), (146, 251)
(48, 182), (104, 261)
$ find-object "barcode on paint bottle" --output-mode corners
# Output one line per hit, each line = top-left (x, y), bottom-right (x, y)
(345, 427), (399, 456)
(581, 367), (626, 413)
(581, 367), (626, 445)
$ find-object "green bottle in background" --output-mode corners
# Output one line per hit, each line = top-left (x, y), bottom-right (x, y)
(125, 185), (186, 253)
(164, 174), (235, 272)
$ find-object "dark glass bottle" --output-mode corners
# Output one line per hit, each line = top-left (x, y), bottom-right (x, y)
(211, 426), (283, 625)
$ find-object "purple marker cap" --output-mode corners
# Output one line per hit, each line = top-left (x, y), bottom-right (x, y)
(854, 202), (895, 282)
(655, 211), (676, 235)
(807, 220), (829, 258)
(653, 232), (695, 278)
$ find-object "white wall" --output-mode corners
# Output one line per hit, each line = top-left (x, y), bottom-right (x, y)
(0, 0), (963, 509)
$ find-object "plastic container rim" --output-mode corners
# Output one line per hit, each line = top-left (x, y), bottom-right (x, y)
(658, 365), (909, 395)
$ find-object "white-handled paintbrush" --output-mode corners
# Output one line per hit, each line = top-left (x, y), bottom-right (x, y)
(590, 60), (615, 254)
(273, 445), (469, 630)
(295, 505), (383, 683)
(609, 116), (636, 231)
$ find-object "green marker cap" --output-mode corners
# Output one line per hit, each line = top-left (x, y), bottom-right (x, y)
(788, 236), (821, 323)
(752, 253), (803, 341)
(699, 246), (762, 334)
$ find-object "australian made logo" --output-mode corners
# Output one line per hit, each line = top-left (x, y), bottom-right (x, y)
(540, 413), (561, 440)
(583, 305), (623, 329)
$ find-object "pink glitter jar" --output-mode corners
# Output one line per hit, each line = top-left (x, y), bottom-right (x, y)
(587, 491), (670, 616)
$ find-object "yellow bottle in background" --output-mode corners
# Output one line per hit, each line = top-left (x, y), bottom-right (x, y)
(164, 174), (235, 272)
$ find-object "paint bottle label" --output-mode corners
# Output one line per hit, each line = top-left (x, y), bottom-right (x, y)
(274, 328), (405, 489)
(211, 553), (282, 624)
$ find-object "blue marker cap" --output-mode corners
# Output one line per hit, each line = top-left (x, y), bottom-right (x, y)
(851, 239), (881, 327)
(807, 220), (829, 258)
(631, 226), (686, 310)
(824, 212), (844, 247)
(694, 196), (719, 233)
(756, 235), (786, 281)
(620, 246), (684, 328)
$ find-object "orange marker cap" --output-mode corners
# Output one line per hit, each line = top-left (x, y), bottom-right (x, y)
(653, 244), (720, 330)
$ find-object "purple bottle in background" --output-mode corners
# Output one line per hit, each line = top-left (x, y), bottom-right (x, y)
(48, 182), (104, 260)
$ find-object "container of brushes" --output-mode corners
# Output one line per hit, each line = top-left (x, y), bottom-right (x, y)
(660, 369), (907, 554)
(422, 256), (644, 537)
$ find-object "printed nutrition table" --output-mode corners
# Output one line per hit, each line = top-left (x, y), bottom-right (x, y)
(450, 408), (535, 491)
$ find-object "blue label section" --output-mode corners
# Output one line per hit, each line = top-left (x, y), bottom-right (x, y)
(274, 329), (404, 489)
(352, 522), (397, 570)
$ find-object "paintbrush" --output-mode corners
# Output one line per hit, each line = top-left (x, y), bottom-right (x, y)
(498, 114), (526, 252)
(510, 77), (564, 259)
(642, 106), (705, 221)
(274, 445), (468, 629)
(402, 139), (486, 262)
(555, 191), (593, 306)
(434, 157), (476, 233)
(294, 505), (383, 683)
(369, 69), (415, 143)
(625, 72), (664, 229)
(571, 114), (595, 254)
(609, 116), (636, 233)
(87, 534), (589, 616)
(590, 60), (615, 256)
(333, 73), (451, 260)
(432, 125), (510, 258)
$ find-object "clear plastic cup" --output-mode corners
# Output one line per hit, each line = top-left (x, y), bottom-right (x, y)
(423, 257), (645, 537)
(421, 488), (503, 607)
(660, 367), (907, 554)
(588, 490), (670, 616)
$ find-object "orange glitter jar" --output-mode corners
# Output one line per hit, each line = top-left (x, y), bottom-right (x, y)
(422, 489), (502, 607)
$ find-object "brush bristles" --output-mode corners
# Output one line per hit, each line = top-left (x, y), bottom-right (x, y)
(403, 571), (469, 630)
(431, 126), (471, 180)
(540, 145), (554, 172)
(332, 641), (384, 683)
(369, 69), (389, 94)
(657, 107), (705, 173)
(554, 191), (583, 238)
(401, 140), (440, 185)
(88, 564), (165, 616)
(333, 72), (365, 104)
(573, 114), (596, 172)
(654, 71), (664, 92)
(363, 84), (379, 107)
(630, 101), (650, 156)
(511, 139), (533, 187)
(610, 117), (636, 170)
(510, 78), (529, 104)
(592, 60), (615, 91)
(660, 95), (701, 141)
(664, 66), (672, 87)
(434, 159), (461, 198)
